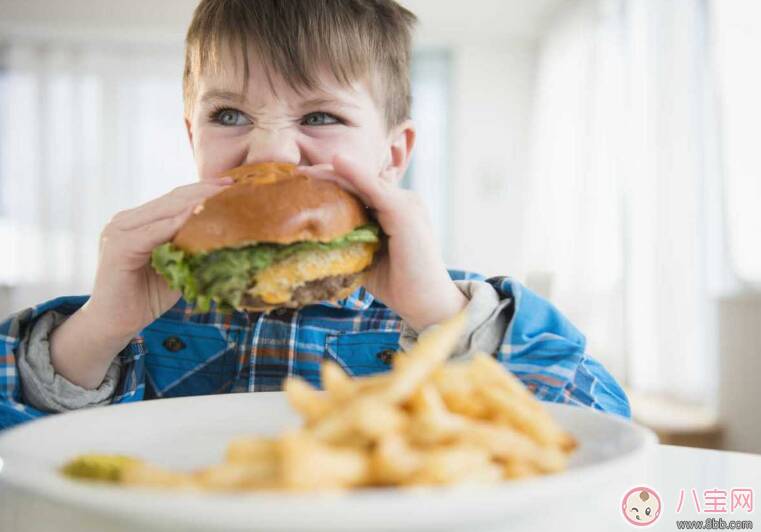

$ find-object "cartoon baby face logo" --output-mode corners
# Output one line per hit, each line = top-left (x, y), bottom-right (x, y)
(622, 486), (662, 526)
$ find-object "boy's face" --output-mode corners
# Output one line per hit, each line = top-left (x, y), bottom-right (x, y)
(185, 51), (406, 183)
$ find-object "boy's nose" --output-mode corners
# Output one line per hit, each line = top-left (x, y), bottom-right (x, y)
(244, 127), (302, 166)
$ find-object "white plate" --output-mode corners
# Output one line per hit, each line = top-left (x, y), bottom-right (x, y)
(0, 392), (656, 531)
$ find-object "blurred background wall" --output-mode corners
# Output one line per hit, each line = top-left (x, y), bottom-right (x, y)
(0, 0), (759, 452)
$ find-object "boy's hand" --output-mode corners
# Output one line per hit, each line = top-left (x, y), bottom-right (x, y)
(49, 179), (233, 389)
(89, 178), (233, 339)
(296, 156), (468, 332)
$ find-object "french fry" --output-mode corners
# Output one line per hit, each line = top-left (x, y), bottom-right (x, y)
(406, 385), (467, 446)
(407, 411), (465, 447)
(409, 383), (449, 416)
(352, 397), (408, 439)
(371, 433), (422, 485)
(502, 459), (538, 479)
(432, 364), (490, 419)
(459, 421), (568, 473)
(321, 360), (357, 403)
(469, 353), (542, 410)
(478, 385), (567, 447)
(284, 376), (332, 424)
(225, 437), (279, 464)
(381, 312), (467, 403)
(469, 354), (578, 451)
(310, 395), (406, 444)
(193, 461), (279, 491)
(354, 372), (393, 393)
(406, 444), (499, 486)
(309, 406), (357, 444)
(280, 431), (370, 490)
(120, 462), (197, 490)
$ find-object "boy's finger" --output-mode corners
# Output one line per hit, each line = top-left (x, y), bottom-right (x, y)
(330, 155), (393, 212)
(295, 164), (370, 205)
(114, 181), (230, 231)
(131, 205), (197, 253)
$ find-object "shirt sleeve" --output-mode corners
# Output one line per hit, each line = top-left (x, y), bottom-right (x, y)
(0, 296), (148, 430)
(398, 280), (511, 357)
(485, 276), (631, 418)
(16, 310), (122, 413)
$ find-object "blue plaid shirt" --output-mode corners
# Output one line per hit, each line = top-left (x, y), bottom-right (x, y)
(0, 271), (630, 430)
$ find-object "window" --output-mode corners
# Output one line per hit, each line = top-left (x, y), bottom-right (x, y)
(0, 41), (192, 301)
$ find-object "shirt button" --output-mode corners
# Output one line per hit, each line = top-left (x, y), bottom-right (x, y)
(162, 336), (186, 352)
(376, 349), (396, 365)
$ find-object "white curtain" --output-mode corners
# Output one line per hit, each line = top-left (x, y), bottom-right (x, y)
(524, 0), (724, 403)
(710, 0), (761, 287)
(0, 38), (195, 315)
(409, 50), (451, 257)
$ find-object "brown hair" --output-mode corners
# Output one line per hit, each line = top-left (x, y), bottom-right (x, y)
(183, 0), (417, 130)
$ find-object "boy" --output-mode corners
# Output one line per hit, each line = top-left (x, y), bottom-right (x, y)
(0, 0), (629, 430)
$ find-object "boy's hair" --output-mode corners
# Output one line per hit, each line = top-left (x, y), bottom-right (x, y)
(183, 0), (417, 130)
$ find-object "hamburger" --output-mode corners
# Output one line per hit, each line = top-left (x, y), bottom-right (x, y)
(151, 162), (382, 312)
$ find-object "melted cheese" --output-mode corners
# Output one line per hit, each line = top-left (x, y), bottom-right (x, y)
(248, 242), (377, 304)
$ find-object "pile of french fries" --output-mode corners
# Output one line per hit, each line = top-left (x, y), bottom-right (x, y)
(63, 313), (576, 491)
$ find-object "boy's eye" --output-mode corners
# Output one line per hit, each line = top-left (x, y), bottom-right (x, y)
(211, 108), (250, 126)
(302, 112), (340, 126)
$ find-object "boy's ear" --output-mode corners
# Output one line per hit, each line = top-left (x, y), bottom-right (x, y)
(383, 119), (415, 184)
(184, 117), (194, 153)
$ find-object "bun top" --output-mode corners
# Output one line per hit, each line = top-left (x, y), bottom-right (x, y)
(172, 162), (370, 254)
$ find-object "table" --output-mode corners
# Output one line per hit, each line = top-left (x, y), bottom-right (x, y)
(1, 444), (759, 531)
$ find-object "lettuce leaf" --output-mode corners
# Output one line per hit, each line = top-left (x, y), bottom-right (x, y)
(151, 223), (380, 312)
